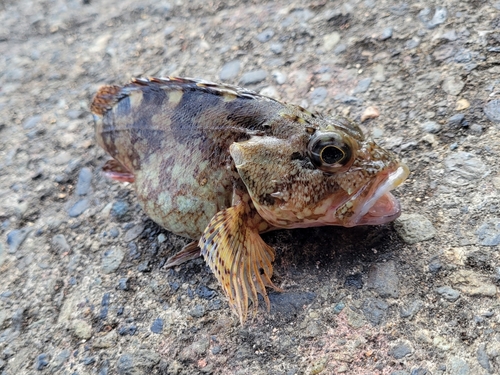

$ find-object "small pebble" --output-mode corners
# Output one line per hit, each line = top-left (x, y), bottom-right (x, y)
(444, 152), (489, 185)
(219, 60), (241, 81)
(256, 28), (274, 43)
(447, 356), (470, 375)
(272, 70), (286, 85)
(72, 319), (93, 339)
(442, 76), (465, 96)
(469, 124), (482, 134)
(436, 286), (460, 301)
(189, 304), (206, 318)
(151, 318), (164, 333)
(380, 27), (393, 40)
(419, 7), (448, 29)
(361, 297), (388, 325)
(270, 43), (283, 54)
(111, 201), (129, 221)
(101, 248), (125, 274)
(345, 273), (363, 289)
(23, 115), (41, 129)
(51, 234), (70, 254)
(83, 356), (96, 365)
(394, 213), (436, 244)
(421, 121), (441, 133)
(323, 32), (340, 51)
(239, 70), (268, 85)
(476, 219), (500, 246)
(76, 167), (92, 196)
(484, 99), (500, 123)
(477, 343), (491, 371)
(118, 278), (129, 290)
(352, 78), (372, 94)
(334, 93), (361, 104)
(310, 87), (328, 105)
(367, 261), (399, 298)
(334, 44), (347, 55)
(68, 199), (89, 217)
(35, 353), (50, 371)
(361, 106), (380, 122)
(400, 299), (423, 320)
(456, 98), (470, 110)
(447, 113), (465, 127)
(389, 341), (413, 359)
(124, 224), (144, 242)
(196, 285), (216, 300)
(7, 227), (32, 253)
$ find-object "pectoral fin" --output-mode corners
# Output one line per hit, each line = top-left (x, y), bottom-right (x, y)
(164, 241), (201, 268)
(102, 159), (135, 183)
(199, 199), (281, 323)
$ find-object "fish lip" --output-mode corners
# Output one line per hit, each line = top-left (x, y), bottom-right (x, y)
(344, 163), (410, 227)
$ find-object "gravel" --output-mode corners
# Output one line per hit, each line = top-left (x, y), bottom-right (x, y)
(1, 0), (499, 374)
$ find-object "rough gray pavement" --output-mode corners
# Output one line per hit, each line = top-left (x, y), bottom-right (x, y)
(1, 1), (500, 374)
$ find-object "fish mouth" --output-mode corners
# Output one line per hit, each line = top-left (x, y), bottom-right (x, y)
(343, 163), (410, 227)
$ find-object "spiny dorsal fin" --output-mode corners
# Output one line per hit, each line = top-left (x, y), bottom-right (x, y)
(199, 199), (282, 324)
(91, 76), (278, 119)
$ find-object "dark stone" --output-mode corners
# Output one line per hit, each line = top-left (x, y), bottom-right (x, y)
(361, 297), (388, 325)
(76, 168), (92, 196)
(137, 260), (151, 272)
(196, 285), (216, 300)
(419, 7), (447, 29)
(35, 353), (50, 371)
(400, 299), (424, 320)
(189, 304), (206, 318)
(111, 201), (129, 221)
(367, 261), (399, 298)
(23, 115), (41, 129)
(476, 219), (500, 246)
(239, 70), (268, 85)
(428, 260), (443, 273)
(7, 227), (32, 253)
(119, 325), (137, 336)
(68, 199), (89, 217)
(256, 29), (274, 43)
(447, 113), (465, 127)
(98, 359), (110, 375)
(118, 278), (130, 290)
(100, 293), (110, 320)
(436, 286), (460, 301)
(150, 318), (163, 333)
(389, 341), (413, 359)
(83, 356), (96, 365)
(484, 99), (500, 123)
(352, 78), (372, 94)
(345, 273), (363, 289)
(476, 343), (490, 371)
(411, 368), (428, 375)
(268, 291), (316, 319)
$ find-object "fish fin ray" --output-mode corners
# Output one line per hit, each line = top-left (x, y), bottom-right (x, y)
(164, 241), (201, 268)
(199, 201), (280, 323)
(102, 159), (135, 183)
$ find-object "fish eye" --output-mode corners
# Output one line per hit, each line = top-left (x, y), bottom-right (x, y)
(308, 131), (355, 173)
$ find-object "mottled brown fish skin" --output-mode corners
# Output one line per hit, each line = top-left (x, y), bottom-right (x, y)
(92, 77), (326, 238)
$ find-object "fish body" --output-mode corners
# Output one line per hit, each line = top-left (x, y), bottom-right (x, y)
(91, 77), (409, 322)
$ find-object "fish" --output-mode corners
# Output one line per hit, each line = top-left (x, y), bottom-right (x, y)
(90, 76), (409, 323)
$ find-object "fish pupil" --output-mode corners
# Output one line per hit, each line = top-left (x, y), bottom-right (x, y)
(321, 146), (344, 164)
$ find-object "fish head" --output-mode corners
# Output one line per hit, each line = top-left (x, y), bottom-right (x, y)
(229, 116), (409, 229)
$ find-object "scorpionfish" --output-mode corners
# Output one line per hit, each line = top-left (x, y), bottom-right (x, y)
(91, 77), (409, 323)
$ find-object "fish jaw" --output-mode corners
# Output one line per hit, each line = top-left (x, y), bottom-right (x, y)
(338, 163), (410, 227)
